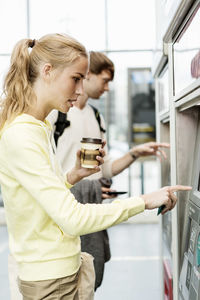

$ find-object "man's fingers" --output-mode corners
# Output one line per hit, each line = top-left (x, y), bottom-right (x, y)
(102, 193), (110, 199)
(155, 152), (162, 161)
(169, 185), (192, 192)
(101, 187), (115, 192)
(102, 187), (116, 199)
(155, 142), (170, 148)
(156, 149), (167, 159)
(160, 149), (167, 159)
(102, 193), (116, 199)
(147, 142), (170, 148)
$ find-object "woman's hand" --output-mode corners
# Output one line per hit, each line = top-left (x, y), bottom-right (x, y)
(67, 141), (106, 185)
(130, 142), (170, 160)
(141, 185), (192, 214)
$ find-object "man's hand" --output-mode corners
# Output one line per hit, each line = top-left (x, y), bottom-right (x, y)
(130, 142), (170, 160)
(101, 187), (116, 199)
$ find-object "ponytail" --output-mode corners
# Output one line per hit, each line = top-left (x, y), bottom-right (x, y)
(0, 39), (36, 129)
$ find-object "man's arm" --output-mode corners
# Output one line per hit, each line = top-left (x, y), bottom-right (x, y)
(111, 142), (170, 176)
(111, 151), (137, 176)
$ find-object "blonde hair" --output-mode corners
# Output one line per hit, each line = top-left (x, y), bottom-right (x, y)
(0, 33), (88, 129)
(89, 51), (114, 80)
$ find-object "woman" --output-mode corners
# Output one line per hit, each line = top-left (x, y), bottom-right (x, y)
(0, 33), (191, 300)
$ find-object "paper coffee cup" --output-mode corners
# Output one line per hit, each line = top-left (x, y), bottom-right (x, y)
(80, 138), (102, 168)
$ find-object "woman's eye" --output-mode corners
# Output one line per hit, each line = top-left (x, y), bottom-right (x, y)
(74, 77), (80, 82)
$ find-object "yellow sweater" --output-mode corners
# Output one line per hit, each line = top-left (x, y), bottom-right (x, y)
(0, 114), (145, 281)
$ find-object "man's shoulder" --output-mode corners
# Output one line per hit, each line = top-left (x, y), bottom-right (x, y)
(86, 103), (100, 117)
(88, 104), (106, 133)
(67, 106), (83, 121)
(82, 104), (98, 118)
(46, 109), (59, 125)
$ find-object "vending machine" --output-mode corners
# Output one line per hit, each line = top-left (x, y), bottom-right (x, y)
(153, 1), (200, 299)
(168, 1), (200, 299)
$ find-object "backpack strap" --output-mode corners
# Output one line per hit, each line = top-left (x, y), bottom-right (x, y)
(89, 104), (106, 133)
(54, 112), (70, 146)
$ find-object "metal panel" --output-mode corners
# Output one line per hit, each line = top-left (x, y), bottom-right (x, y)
(172, 1), (200, 100)
(160, 122), (172, 256)
(176, 107), (199, 263)
(179, 201), (200, 300)
(190, 116), (200, 208)
(163, 0), (196, 43)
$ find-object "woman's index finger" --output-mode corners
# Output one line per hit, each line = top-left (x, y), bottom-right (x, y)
(169, 185), (192, 192)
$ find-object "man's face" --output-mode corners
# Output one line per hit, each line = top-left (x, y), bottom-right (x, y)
(83, 70), (112, 99)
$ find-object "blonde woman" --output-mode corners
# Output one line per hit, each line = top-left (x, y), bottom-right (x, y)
(0, 33), (191, 300)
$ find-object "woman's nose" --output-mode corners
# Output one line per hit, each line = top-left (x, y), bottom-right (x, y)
(76, 81), (84, 95)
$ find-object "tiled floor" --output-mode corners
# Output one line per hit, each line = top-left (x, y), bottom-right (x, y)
(95, 223), (161, 300)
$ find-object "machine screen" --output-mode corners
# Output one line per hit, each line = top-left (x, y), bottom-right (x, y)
(186, 261), (192, 290)
(186, 218), (192, 252)
(190, 169), (200, 207)
(197, 234), (200, 267)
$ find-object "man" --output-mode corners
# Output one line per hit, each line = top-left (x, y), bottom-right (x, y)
(49, 51), (168, 182)
(48, 51), (169, 290)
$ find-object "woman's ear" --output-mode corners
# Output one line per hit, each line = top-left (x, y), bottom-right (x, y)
(41, 63), (53, 80)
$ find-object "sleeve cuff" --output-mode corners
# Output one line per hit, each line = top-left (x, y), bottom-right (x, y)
(64, 170), (74, 189)
(65, 180), (73, 189)
(64, 172), (74, 189)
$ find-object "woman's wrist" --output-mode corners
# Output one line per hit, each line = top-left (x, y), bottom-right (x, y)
(67, 169), (82, 185)
(140, 194), (149, 209)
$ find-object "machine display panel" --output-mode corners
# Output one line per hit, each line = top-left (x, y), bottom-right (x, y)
(179, 201), (200, 300)
(173, 3), (200, 98)
(198, 175), (200, 192)
(189, 217), (200, 300)
(190, 116), (200, 208)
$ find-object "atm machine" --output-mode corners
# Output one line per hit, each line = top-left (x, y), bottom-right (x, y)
(167, 1), (200, 299)
(154, 0), (200, 299)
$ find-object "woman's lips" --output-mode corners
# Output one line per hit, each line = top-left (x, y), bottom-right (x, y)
(68, 99), (77, 107)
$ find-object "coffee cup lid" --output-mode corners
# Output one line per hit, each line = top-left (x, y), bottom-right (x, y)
(80, 137), (102, 144)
